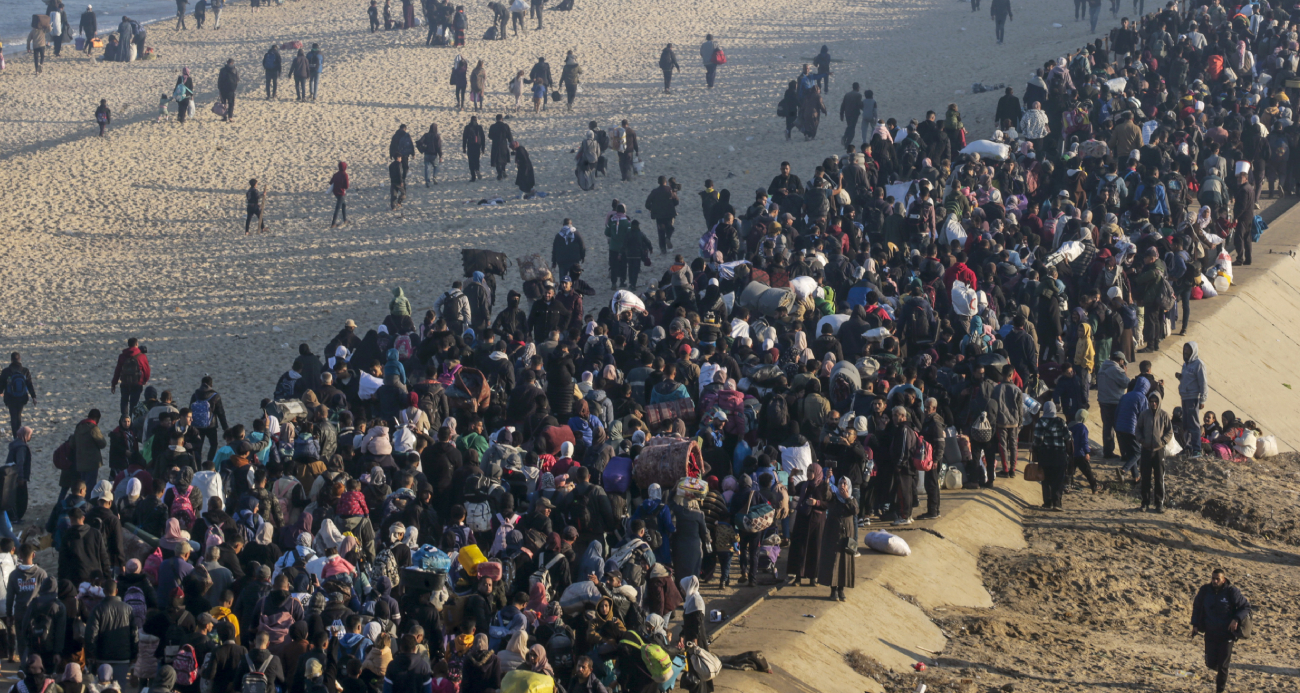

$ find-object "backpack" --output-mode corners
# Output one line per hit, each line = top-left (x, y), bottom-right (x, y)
(529, 552), (565, 594)
(369, 547), (401, 588)
(465, 500), (493, 532)
(173, 644), (199, 685)
(765, 396), (789, 429)
(259, 610), (294, 649)
(1158, 276), (1177, 311)
(242, 654), (271, 693)
(394, 334), (414, 360)
(120, 354), (143, 387)
(488, 613), (512, 650)
(192, 393), (217, 429)
(26, 606), (52, 653)
(439, 292), (463, 325)
(620, 631), (674, 683)
(170, 492), (196, 530)
(125, 586), (148, 628)
(911, 432), (934, 472)
(712, 48), (726, 65)
(567, 486), (594, 532)
(52, 438), (75, 472)
(698, 227), (717, 258)
(5, 371), (26, 398)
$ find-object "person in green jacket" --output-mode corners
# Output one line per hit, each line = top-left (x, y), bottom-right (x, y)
(604, 204), (631, 290)
(390, 287), (412, 317)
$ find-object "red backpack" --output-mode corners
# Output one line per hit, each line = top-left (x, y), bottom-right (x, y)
(170, 491), (196, 530)
(173, 644), (199, 685)
(911, 432), (934, 472)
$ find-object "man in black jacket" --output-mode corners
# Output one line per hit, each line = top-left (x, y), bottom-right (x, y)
(86, 481), (125, 569)
(564, 467), (616, 550)
(989, 0), (1012, 44)
(189, 376), (229, 462)
(217, 58), (239, 122)
(58, 508), (110, 585)
(1191, 569), (1251, 693)
(85, 580), (139, 684)
(644, 176), (679, 254)
(23, 580), (65, 668)
(79, 6), (98, 55)
(0, 352), (36, 436)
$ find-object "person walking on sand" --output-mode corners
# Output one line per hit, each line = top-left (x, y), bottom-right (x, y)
(659, 43), (680, 92)
(173, 70), (194, 123)
(79, 5), (96, 55)
(329, 162), (349, 227)
(390, 123), (415, 185)
(617, 119), (639, 181)
(211, 0), (223, 28)
(990, 0), (1012, 44)
(389, 158), (406, 212)
(306, 43), (324, 101)
(1191, 569), (1251, 693)
(245, 178), (265, 234)
(488, 114), (513, 180)
(416, 123), (443, 186)
(291, 49), (309, 101)
(451, 54), (468, 110)
(369, 0), (379, 32)
(262, 44), (282, 100)
(644, 175), (678, 253)
(700, 34), (721, 89)
(26, 23), (47, 75)
(798, 84), (827, 140)
(530, 78), (547, 113)
(839, 82), (864, 147)
(528, 56), (552, 110)
(514, 141), (535, 197)
(463, 115), (486, 181)
(217, 58), (239, 122)
(812, 45), (831, 93)
(110, 338), (150, 417)
(559, 51), (582, 111)
(94, 99), (111, 137)
(176, 0), (188, 30)
(1, 353), (37, 436)
(1175, 341), (1207, 459)
(1134, 390), (1171, 513)
(469, 59), (487, 112)
(508, 70), (525, 111)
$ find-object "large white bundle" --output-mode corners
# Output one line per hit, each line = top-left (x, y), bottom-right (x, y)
(559, 581), (602, 610)
(1045, 240), (1084, 267)
(718, 260), (750, 280)
(817, 314), (850, 337)
(939, 213), (967, 246)
(729, 318), (750, 339)
(960, 140), (1011, 161)
(1106, 77), (1127, 92)
(358, 371), (384, 400)
(865, 531), (911, 556)
(1256, 435), (1280, 458)
(611, 290), (646, 315)
(790, 276), (818, 300)
(1234, 431), (1257, 459)
(1198, 273), (1218, 298)
(951, 281), (977, 317)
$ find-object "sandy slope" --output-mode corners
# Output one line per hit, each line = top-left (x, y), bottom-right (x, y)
(0, 0), (1127, 504)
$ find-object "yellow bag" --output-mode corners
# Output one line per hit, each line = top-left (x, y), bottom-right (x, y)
(500, 670), (555, 693)
(458, 544), (487, 576)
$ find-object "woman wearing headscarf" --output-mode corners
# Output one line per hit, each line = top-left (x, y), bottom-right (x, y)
(566, 399), (604, 456)
(678, 576), (708, 646)
(113, 476), (143, 520)
(58, 664), (82, 693)
(461, 634), (503, 693)
(883, 405), (918, 524)
(576, 539), (604, 580)
(669, 493), (710, 582)
(497, 630), (528, 671)
(777, 80), (799, 140)
(817, 476), (858, 601)
(797, 84), (827, 140)
(514, 142), (536, 197)
(785, 463), (829, 585)
(523, 644), (554, 677)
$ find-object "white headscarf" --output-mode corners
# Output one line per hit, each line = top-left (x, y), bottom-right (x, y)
(647, 483), (662, 501)
(680, 576), (705, 614)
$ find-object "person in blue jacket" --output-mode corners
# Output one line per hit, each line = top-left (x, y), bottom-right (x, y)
(1113, 377), (1150, 482)
(631, 483), (674, 565)
(1191, 568), (1251, 693)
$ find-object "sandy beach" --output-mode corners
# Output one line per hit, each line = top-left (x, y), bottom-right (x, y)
(0, 0), (1128, 504)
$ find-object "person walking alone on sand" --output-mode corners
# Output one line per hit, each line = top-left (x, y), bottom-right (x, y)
(700, 34), (721, 89)
(217, 58), (239, 122)
(463, 115), (486, 181)
(1191, 568), (1251, 693)
(262, 44), (281, 99)
(94, 99), (111, 137)
(559, 51), (582, 111)
(659, 43), (680, 92)
(416, 123), (443, 186)
(329, 162), (349, 227)
(469, 59), (487, 112)
(488, 114), (513, 180)
(990, 0), (1012, 44)
(514, 141), (535, 197)
(245, 178), (264, 234)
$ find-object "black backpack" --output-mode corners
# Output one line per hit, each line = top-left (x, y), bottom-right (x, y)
(766, 396), (790, 429)
(26, 606), (52, 653)
(567, 486), (594, 532)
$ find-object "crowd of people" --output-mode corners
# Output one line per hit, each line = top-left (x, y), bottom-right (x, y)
(8, 0), (1289, 692)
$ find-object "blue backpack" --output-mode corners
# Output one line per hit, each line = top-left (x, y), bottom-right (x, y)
(192, 393), (216, 428)
(5, 371), (25, 398)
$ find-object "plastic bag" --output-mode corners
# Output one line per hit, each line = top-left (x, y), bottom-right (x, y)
(789, 276), (817, 300)
(959, 139), (1011, 160)
(865, 531), (910, 556)
(1234, 430), (1257, 459)
(1213, 274), (1230, 295)
(1198, 273), (1218, 298)
(1164, 436), (1182, 457)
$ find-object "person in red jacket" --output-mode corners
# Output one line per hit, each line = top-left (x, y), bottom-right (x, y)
(110, 338), (151, 417)
(941, 251), (978, 293)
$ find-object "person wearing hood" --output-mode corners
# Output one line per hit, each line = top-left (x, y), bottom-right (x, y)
(486, 115), (513, 180)
(72, 410), (107, 493)
(329, 162), (349, 228)
(1175, 342), (1208, 459)
(559, 51), (582, 111)
(1114, 370), (1151, 482)
(1, 353), (36, 437)
(85, 481), (125, 567)
(1135, 391), (1172, 512)
(463, 115), (486, 181)
(434, 282), (472, 336)
(816, 476), (857, 600)
(464, 272), (494, 331)
(1032, 401), (1072, 510)
(514, 141), (536, 196)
